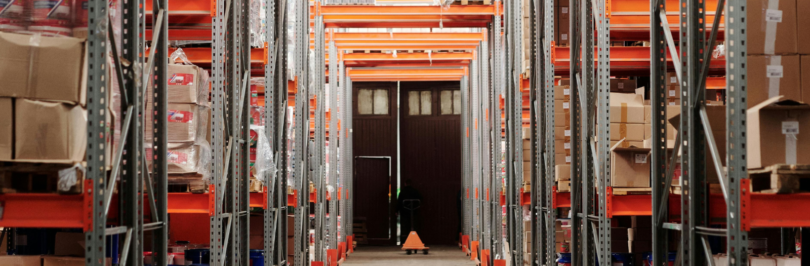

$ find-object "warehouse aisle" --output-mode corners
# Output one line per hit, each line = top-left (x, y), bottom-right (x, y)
(341, 246), (476, 266)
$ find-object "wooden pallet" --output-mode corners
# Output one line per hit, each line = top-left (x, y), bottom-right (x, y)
(0, 162), (84, 194)
(612, 187), (651, 195)
(749, 164), (810, 194)
(168, 173), (208, 193)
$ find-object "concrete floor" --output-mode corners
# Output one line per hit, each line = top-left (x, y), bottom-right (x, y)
(341, 245), (477, 266)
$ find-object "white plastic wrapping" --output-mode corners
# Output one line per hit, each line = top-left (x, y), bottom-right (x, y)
(251, 125), (276, 186)
(249, 0), (266, 47)
(713, 43), (725, 59)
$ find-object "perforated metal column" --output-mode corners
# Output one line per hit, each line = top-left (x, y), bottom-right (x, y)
(542, 0), (557, 264)
(650, 0), (670, 264)
(121, 0), (144, 261)
(86, 0), (109, 262)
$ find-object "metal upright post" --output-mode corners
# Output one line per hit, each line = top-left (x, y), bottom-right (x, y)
(210, 0), (226, 260)
(151, 0), (169, 261)
(462, 73), (471, 247)
(579, 0), (596, 263)
(340, 52), (349, 248)
(650, 0), (670, 264)
(328, 30), (339, 253)
(529, 0), (541, 263)
(346, 77), (354, 247)
(595, 0), (612, 264)
(490, 1), (504, 258)
(121, 0), (144, 262)
(263, 0), (285, 263)
(569, 0), (583, 263)
(293, 0), (312, 264)
(86, 0), (109, 262)
(725, 0), (748, 264)
(480, 37), (492, 260)
(313, 1), (326, 261)
(680, 0), (707, 264)
(542, 0), (556, 264)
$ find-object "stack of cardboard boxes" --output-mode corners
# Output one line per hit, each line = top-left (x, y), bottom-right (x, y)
(554, 84), (571, 192)
(555, 0), (570, 46)
(522, 128), (532, 192)
(611, 216), (653, 265)
(0, 32), (113, 193)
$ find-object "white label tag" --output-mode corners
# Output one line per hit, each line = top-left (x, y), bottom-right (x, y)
(670, 76), (676, 83)
(767, 65), (784, 78)
(564, 142), (571, 149)
(783, 121), (800, 135)
(669, 90), (676, 97)
(561, 34), (568, 40)
(634, 153), (648, 164)
(618, 82), (624, 89)
(562, 7), (568, 14)
(564, 89), (570, 96)
(565, 156), (571, 163)
(564, 130), (571, 137)
(563, 102), (569, 109)
(766, 9), (783, 23)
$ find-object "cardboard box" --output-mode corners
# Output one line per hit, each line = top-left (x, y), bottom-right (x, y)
(14, 100), (86, 163)
(666, 72), (679, 86)
(610, 93), (645, 124)
(747, 97), (810, 169)
(0, 256), (41, 266)
(167, 143), (208, 174)
(558, 17), (570, 46)
(610, 142), (651, 188)
(54, 232), (84, 257)
(0, 32), (87, 105)
(145, 104), (209, 144)
(167, 64), (204, 104)
(522, 127), (532, 140)
(555, 85), (571, 100)
(557, 180), (570, 192)
(798, 0), (810, 55)
(555, 153), (570, 165)
(609, 123), (645, 141)
(555, 139), (570, 154)
(747, 55), (801, 107)
(554, 126), (570, 141)
(0, 98), (11, 160)
(611, 140), (644, 148)
(523, 139), (531, 150)
(555, 164), (570, 181)
(747, 0), (797, 55)
(667, 85), (680, 99)
(554, 101), (570, 127)
(610, 78), (637, 92)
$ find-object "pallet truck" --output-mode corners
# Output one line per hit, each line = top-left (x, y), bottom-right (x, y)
(401, 199), (429, 255)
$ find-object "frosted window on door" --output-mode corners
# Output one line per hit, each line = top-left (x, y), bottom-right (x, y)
(358, 89), (373, 114)
(408, 91), (420, 115)
(440, 90), (453, 115)
(373, 89), (389, 115)
(453, 90), (461, 114)
(420, 91), (432, 115)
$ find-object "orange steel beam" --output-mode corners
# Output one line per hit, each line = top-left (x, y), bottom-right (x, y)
(0, 193), (86, 228)
(146, 47), (264, 66)
(308, 32), (486, 50)
(347, 67), (466, 81)
(554, 46), (726, 76)
(610, 0), (723, 41)
(312, 5), (498, 28)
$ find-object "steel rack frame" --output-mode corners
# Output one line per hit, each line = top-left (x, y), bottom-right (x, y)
(293, 0), (312, 265)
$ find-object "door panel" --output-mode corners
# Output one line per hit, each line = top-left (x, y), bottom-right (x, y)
(354, 158), (392, 242)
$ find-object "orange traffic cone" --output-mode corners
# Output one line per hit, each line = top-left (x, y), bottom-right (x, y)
(401, 231), (429, 255)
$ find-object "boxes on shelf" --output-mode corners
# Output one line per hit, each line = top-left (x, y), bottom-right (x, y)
(799, 0), (810, 55)
(555, 85), (571, 101)
(14, 99), (86, 163)
(610, 93), (645, 148)
(642, 105), (680, 141)
(747, 0), (797, 55)
(0, 256), (41, 266)
(167, 64), (209, 105)
(0, 98), (11, 160)
(747, 97), (810, 169)
(166, 143), (210, 176)
(665, 72), (679, 86)
(556, 164), (570, 193)
(43, 256), (111, 266)
(144, 103), (210, 144)
(747, 55), (801, 107)
(802, 55), (810, 104)
(609, 141), (651, 188)
(0, 32), (87, 105)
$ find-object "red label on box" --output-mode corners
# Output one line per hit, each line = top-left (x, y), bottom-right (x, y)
(167, 150), (189, 164)
(168, 110), (193, 123)
(168, 73), (194, 85)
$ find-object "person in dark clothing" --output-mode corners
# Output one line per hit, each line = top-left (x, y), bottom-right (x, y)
(398, 179), (422, 244)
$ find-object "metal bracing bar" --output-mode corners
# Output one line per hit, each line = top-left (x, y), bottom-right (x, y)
(218, 138), (235, 212)
(221, 214), (234, 264)
(104, 106), (133, 216)
(106, 18), (128, 107)
(657, 9), (682, 82)
(105, 226), (129, 236)
(143, 222), (164, 231)
(701, 236), (717, 266)
(656, 133), (681, 225)
(119, 229), (133, 266)
(699, 106), (729, 202)
(141, 155), (159, 222)
(141, 9), (165, 92)
(696, 226), (728, 237)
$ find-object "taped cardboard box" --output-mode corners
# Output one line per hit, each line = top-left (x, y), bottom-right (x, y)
(747, 0), (797, 55)
(554, 101), (570, 127)
(555, 85), (571, 101)
(555, 164), (570, 181)
(557, 180), (570, 192)
(554, 126), (570, 141)
(14, 99), (86, 163)
(748, 55), (801, 108)
(665, 72), (679, 86)
(609, 141), (651, 188)
(610, 140), (644, 149)
(0, 32), (87, 105)
(166, 142), (211, 175)
(145, 104), (209, 143)
(555, 139), (570, 154)
(747, 97), (810, 169)
(0, 98), (11, 160)
(667, 85), (680, 99)
(609, 123), (645, 141)
(609, 93), (645, 124)
(555, 152), (570, 165)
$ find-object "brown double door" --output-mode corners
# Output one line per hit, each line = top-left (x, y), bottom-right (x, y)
(351, 81), (461, 246)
